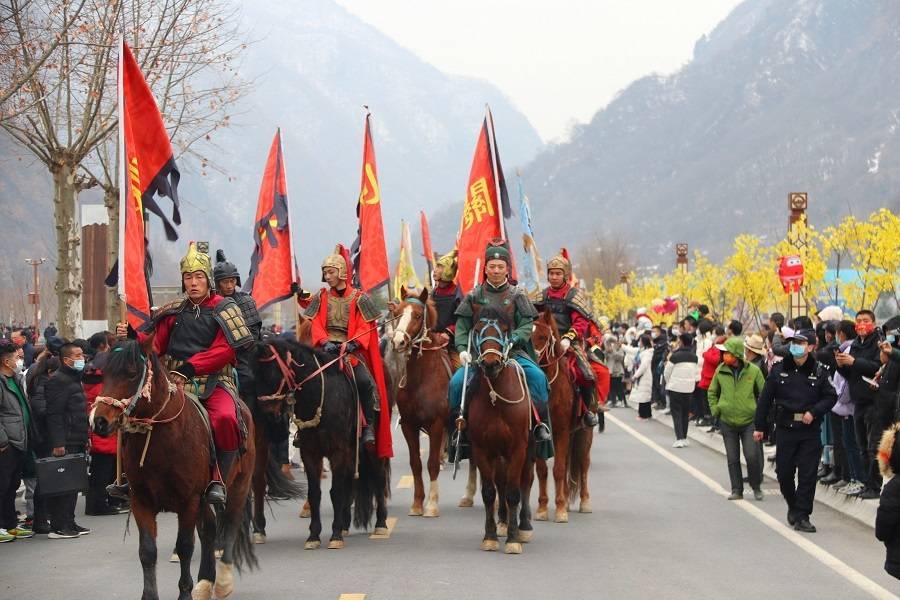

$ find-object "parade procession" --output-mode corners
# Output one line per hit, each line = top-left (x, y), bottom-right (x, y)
(3, 2), (900, 600)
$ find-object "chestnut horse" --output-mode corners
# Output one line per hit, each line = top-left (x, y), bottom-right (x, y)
(390, 286), (452, 517)
(466, 307), (535, 554)
(91, 337), (256, 600)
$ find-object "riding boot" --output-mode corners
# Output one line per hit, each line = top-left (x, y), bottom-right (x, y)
(580, 385), (599, 427)
(106, 481), (130, 501)
(206, 451), (236, 507)
(533, 403), (552, 442)
(361, 395), (376, 448)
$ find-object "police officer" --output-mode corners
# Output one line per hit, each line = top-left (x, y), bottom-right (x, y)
(754, 329), (836, 533)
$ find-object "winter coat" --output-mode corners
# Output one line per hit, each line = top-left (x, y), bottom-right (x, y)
(755, 355), (837, 433)
(0, 372), (28, 451)
(623, 345), (639, 373)
(44, 364), (89, 450)
(876, 475), (900, 580)
(664, 347), (699, 394)
(605, 346), (625, 378)
(874, 347), (900, 414)
(699, 345), (721, 390)
(830, 340), (855, 418)
(835, 334), (882, 406)
(707, 361), (766, 427)
(630, 348), (654, 404)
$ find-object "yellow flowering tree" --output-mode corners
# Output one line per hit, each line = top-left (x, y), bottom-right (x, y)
(724, 234), (779, 329)
(772, 216), (827, 314)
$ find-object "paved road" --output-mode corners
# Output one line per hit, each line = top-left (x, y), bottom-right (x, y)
(3, 407), (898, 600)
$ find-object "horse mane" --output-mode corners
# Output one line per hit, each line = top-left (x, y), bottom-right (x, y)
(267, 337), (342, 376)
(105, 339), (145, 381)
(478, 306), (514, 331)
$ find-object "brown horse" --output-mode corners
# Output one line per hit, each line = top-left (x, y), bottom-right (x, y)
(466, 307), (535, 554)
(90, 336), (256, 600)
(531, 309), (575, 522)
(390, 286), (452, 517)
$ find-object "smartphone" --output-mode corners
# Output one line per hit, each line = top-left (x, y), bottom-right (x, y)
(861, 376), (879, 389)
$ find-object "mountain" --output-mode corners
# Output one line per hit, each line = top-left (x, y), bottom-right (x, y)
(497, 0), (900, 267)
(0, 0), (542, 290)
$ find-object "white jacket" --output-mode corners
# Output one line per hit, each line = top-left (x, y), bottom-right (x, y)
(629, 348), (654, 404)
(664, 350), (700, 394)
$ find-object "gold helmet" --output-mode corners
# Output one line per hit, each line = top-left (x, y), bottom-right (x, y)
(321, 245), (348, 282)
(435, 249), (458, 283)
(546, 252), (572, 279)
(180, 241), (214, 290)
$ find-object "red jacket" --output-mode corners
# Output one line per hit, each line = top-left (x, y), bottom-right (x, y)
(699, 345), (721, 390)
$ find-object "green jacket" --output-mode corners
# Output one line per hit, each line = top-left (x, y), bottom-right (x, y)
(707, 360), (765, 427)
(454, 281), (538, 361)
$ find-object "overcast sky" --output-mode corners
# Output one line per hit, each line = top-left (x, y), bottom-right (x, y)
(335, 0), (744, 141)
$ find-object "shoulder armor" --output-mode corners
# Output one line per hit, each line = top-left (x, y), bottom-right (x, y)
(302, 290), (323, 319)
(213, 297), (254, 349)
(145, 297), (187, 331)
(566, 288), (595, 320)
(234, 292), (261, 327)
(355, 291), (380, 323)
(454, 290), (476, 318)
(532, 288), (550, 308)
(512, 286), (538, 318)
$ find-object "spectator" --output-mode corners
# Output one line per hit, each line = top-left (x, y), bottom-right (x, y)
(650, 325), (669, 410)
(830, 320), (866, 496)
(82, 350), (122, 516)
(693, 320), (717, 426)
(44, 342), (91, 539)
(708, 337), (766, 500)
(877, 423), (900, 581)
(697, 324), (725, 430)
(768, 312), (788, 359)
(0, 340), (34, 542)
(727, 320), (743, 337)
(631, 334), (654, 420)
(11, 329), (36, 368)
(43, 323), (57, 343)
(665, 332), (699, 448)
(605, 337), (626, 407)
(87, 331), (111, 359)
(744, 334), (768, 378)
(835, 309), (884, 500)
(754, 329), (837, 533)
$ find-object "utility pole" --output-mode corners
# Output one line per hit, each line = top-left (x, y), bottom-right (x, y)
(25, 258), (46, 339)
(787, 193), (809, 320)
(675, 243), (689, 320)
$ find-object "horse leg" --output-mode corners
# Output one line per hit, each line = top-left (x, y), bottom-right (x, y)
(132, 498), (160, 600)
(495, 459), (508, 538)
(175, 503), (198, 600)
(327, 467), (348, 549)
(373, 458), (390, 533)
(504, 451), (525, 555)
(459, 460), (477, 507)
(424, 422), (443, 517)
(554, 428), (571, 523)
(477, 458), (498, 551)
(251, 423), (268, 543)
(194, 504), (216, 600)
(535, 458), (549, 521)
(214, 492), (243, 599)
(303, 454), (323, 549)
(579, 431), (593, 513)
(401, 421), (425, 516)
(519, 454), (536, 543)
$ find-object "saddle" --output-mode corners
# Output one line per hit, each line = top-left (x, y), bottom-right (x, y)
(182, 389), (218, 465)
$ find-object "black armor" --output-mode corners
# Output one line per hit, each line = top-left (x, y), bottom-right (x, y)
(534, 287), (595, 338)
(231, 291), (261, 338)
(433, 286), (461, 333)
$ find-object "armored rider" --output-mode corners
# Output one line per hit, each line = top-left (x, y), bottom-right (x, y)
(448, 239), (552, 442)
(114, 242), (254, 506)
(303, 247), (389, 453)
(534, 252), (600, 427)
(432, 249), (462, 362)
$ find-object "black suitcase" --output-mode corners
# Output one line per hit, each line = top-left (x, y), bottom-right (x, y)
(35, 453), (89, 497)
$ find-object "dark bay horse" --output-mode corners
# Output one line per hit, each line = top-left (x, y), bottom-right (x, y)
(256, 338), (390, 549)
(390, 286), (452, 517)
(90, 336), (256, 600)
(466, 307), (535, 554)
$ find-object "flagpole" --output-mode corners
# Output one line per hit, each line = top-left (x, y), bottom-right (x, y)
(117, 36), (127, 315)
(278, 127), (302, 333)
(484, 104), (506, 242)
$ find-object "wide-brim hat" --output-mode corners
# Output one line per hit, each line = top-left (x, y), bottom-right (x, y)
(744, 334), (766, 356)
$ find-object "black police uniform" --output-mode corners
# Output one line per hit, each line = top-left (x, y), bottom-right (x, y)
(755, 353), (836, 525)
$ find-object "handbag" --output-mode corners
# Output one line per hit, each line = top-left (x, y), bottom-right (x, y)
(35, 453), (89, 497)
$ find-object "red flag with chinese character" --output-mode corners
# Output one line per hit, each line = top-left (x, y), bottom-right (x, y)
(420, 210), (434, 278)
(246, 129), (297, 310)
(115, 39), (181, 330)
(351, 113), (390, 292)
(456, 109), (516, 295)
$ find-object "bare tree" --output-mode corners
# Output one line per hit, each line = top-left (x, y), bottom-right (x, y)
(576, 233), (636, 290)
(2, 0), (247, 338)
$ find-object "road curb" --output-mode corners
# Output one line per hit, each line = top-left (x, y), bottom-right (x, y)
(622, 400), (878, 529)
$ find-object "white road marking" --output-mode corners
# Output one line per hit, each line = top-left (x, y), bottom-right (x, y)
(607, 413), (899, 600)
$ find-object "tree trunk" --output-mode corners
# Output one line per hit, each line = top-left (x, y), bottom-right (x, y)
(104, 185), (121, 330)
(52, 159), (82, 340)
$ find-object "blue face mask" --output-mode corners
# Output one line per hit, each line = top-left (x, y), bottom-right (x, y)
(888, 334), (897, 345)
(71, 358), (85, 371)
(788, 343), (806, 358)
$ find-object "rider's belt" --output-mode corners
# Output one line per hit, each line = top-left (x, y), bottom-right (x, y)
(165, 358), (237, 400)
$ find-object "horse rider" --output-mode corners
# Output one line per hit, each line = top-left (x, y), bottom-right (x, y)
(114, 242), (254, 507)
(533, 252), (600, 428)
(303, 247), (387, 451)
(214, 250), (262, 405)
(432, 249), (462, 363)
(448, 239), (552, 443)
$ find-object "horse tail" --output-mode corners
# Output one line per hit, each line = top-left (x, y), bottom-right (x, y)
(226, 498), (258, 573)
(265, 452), (307, 500)
(353, 453), (391, 529)
(567, 428), (588, 503)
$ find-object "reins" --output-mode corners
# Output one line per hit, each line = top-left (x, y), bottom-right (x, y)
(535, 326), (563, 385)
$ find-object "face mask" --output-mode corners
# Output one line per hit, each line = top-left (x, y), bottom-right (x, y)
(722, 354), (738, 367)
(15, 359), (24, 372)
(888, 334), (897, 344)
(671, 328), (680, 336)
(855, 322), (874, 337)
(651, 333), (659, 340)
(788, 343), (806, 358)
(70, 358), (85, 371)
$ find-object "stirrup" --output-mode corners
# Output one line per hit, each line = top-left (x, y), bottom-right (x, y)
(454, 415), (468, 430)
(533, 422), (552, 442)
(106, 482), (130, 501)
(205, 481), (226, 507)
(582, 411), (599, 427)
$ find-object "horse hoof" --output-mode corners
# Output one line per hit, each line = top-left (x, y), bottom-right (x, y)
(555, 511), (569, 523)
(496, 523), (508, 537)
(458, 497), (474, 508)
(423, 504), (439, 518)
(214, 549), (223, 559)
(518, 530), (533, 543)
(191, 580), (213, 600)
(304, 540), (321, 550)
(327, 539), (344, 549)
(252, 532), (266, 544)
(214, 562), (234, 600)
(480, 539), (499, 551)
(300, 504), (311, 518)
(535, 508), (548, 521)
(505, 542), (523, 555)
(169, 552), (180, 563)
(408, 506), (424, 516)
(579, 501), (592, 514)
(372, 527), (389, 536)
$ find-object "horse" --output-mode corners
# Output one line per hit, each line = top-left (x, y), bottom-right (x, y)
(466, 307), (535, 554)
(90, 336), (256, 600)
(390, 286), (452, 517)
(256, 338), (391, 549)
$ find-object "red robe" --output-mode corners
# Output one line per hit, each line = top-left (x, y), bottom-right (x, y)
(310, 287), (393, 459)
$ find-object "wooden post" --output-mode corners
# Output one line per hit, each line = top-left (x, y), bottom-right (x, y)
(675, 243), (688, 320)
(787, 193), (809, 320)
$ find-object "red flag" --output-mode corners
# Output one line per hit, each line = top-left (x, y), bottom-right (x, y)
(116, 39), (180, 330)
(351, 113), (390, 292)
(246, 129), (296, 310)
(456, 107), (515, 295)
(420, 210), (434, 276)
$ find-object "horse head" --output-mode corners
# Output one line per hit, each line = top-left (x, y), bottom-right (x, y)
(91, 333), (159, 437)
(473, 306), (512, 380)
(533, 308), (563, 364)
(391, 286), (435, 354)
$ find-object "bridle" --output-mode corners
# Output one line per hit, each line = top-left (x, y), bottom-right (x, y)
(393, 297), (448, 354)
(474, 318), (511, 365)
(534, 324), (562, 384)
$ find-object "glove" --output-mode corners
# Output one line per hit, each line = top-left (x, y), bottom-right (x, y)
(322, 342), (340, 354)
(459, 351), (472, 366)
(560, 338), (571, 352)
(345, 341), (359, 354)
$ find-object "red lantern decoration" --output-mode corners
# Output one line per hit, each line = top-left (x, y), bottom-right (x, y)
(778, 254), (804, 293)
